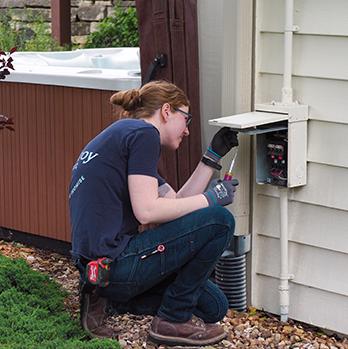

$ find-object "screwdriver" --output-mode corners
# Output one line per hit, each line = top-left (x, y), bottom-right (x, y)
(223, 148), (238, 181)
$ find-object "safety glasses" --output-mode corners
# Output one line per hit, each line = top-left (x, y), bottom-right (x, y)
(174, 108), (192, 126)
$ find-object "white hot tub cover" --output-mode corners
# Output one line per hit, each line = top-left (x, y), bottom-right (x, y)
(6, 47), (141, 91)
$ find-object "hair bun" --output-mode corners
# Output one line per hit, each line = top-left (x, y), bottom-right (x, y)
(125, 89), (141, 111)
(110, 89), (141, 111)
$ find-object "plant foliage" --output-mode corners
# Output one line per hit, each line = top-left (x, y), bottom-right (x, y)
(0, 10), (66, 52)
(0, 47), (16, 81)
(0, 254), (120, 349)
(0, 114), (15, 131)
(84, 3), (139, 48)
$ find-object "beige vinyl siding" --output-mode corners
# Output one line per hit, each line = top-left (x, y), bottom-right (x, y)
(255, 236), (348, 296)
(260, 0), (348, 36)
(259, 34), (348, 80)
(255, 275), (348, 335)
(258, 75), (348, 124)
(252, 0), (348, 334)
(254, 196), (348, 255)
(308, 121), (348, 168)
(198, 0), (253, 235)
(257, 163), (348, 210)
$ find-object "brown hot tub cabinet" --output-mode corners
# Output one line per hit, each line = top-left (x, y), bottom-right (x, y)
(0, 82), (120, 244)
(0, 48), (201, 246)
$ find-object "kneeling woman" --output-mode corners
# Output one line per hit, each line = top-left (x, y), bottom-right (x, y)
(69, 80), (239, 346)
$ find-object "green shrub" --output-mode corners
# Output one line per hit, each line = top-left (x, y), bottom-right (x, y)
(0, 254), (120, 349)
(0, 11), (19, 51)
(0, 9), (66, 52)
(23, 11), (66, 51)
(84, 2), (139, 48)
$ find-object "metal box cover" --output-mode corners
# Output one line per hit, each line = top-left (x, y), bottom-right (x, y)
(208, 105), (309, 188)
(209, 111), (288, 129)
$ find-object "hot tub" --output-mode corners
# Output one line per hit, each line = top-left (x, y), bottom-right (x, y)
(0, 48), (141, 245)
(8, 47), (141, 90)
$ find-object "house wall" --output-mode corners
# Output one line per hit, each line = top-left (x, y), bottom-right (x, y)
(252, 0), (348, 334)
(197, 0), (253, 235)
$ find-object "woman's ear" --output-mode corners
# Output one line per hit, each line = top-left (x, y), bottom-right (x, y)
(161, 103), (171, 123)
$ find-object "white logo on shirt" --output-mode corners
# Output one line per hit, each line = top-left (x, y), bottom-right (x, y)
(73, 151), (99, 170)
(69, 175), (86, 199)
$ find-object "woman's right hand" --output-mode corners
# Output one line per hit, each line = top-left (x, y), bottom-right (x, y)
(203, 178), (239, 207)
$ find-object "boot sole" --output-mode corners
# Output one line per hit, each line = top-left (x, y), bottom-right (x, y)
(148, 330), (227, 346)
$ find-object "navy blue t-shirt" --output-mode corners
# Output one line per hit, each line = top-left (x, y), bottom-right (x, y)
(69, 119), (165, 260)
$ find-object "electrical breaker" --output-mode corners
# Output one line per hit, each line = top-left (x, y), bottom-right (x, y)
(209, 103), (309, 188)
(266, 131), (287, 186)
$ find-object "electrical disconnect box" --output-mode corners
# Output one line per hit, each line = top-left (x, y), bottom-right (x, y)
(209, 103), (309, 188)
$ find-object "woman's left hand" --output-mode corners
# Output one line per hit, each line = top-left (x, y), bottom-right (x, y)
(209, 127), (239, 158)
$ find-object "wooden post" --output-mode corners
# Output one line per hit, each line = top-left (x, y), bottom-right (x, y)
(136, 0), (202, 190)
(51, 0), (71, 47)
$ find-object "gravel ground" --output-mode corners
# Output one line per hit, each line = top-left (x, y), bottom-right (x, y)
(1, 239), (348, 349)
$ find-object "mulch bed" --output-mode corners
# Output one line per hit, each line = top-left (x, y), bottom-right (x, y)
(1, 239), (348, 349)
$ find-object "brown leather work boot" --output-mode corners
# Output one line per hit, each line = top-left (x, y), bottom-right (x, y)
(80, 290), (118, 339)
(149, 315), (226, 346)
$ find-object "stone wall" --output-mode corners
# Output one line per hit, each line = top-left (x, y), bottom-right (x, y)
(0, 0), (136, 45)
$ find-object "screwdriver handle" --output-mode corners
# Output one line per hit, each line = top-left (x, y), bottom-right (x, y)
(224, 172), (233, 181)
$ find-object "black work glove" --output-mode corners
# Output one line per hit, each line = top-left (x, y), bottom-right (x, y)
(204, 127), (239, 164)
(210, 127), (239, 157)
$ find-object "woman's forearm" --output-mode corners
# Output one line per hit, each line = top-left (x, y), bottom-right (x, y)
(137, 194), (209, 224)
(176, 161), (215, 198)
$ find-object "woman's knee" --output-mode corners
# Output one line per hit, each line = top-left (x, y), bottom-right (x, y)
(195, 280), (229, 323)
(205, 206), (235, 227)
(206, 206), (235, 245)
(205, 294), (229, 323)
(189, 207), (235, 262)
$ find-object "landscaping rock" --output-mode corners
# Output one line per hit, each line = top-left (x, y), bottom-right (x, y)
(0, 0), (25, 8)
(1, 239), (348, 349)
(77, 5), (106, 21)
(25, 0), (50, 7)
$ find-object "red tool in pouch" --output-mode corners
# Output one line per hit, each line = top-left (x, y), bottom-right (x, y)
(86, 257), (112, 287)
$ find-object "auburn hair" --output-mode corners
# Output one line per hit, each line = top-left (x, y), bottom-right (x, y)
(110, 80), (190, 119)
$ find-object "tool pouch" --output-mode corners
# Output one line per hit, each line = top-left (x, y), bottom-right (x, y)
(85, 257), (112, 288)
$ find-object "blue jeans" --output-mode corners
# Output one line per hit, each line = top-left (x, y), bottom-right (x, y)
(100, 206), (235, 323)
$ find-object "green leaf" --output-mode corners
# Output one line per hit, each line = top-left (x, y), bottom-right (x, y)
(84, 2), (139, 48)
